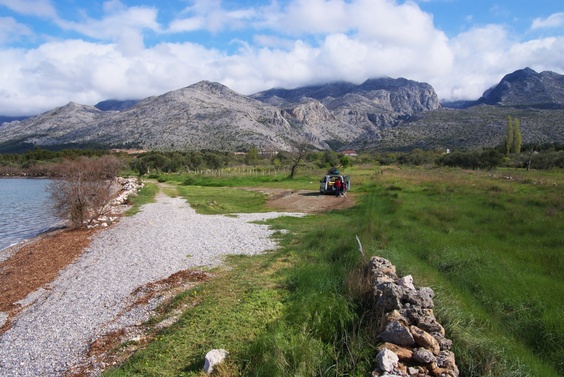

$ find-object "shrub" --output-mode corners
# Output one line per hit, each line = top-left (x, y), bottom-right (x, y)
(48, 156), (123, 227)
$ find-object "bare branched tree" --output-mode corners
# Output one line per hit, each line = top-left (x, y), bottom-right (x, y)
(48, 156), (123, 228)
(288, 145), (308, 179)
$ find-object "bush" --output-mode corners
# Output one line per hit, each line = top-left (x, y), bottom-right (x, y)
(436, 149), (503, 169)
(48, 156), (123, 227)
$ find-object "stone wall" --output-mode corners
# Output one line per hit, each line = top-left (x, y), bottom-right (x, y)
(369, 256), (459, 377)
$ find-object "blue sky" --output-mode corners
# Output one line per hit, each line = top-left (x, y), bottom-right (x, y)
(0, 0), (563, 115)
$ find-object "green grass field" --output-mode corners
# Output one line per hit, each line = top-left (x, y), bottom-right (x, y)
(362, 168), (564, 376)
(106, 166), (563, 376)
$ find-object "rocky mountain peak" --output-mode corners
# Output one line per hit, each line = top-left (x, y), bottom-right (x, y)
(479, 67), (564, 108)
(187, 80), (238, 97)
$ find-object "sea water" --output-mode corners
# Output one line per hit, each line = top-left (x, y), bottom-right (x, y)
(0, 178), (61, 253)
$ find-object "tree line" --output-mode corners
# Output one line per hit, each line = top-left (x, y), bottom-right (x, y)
(1, 144), (563, 178)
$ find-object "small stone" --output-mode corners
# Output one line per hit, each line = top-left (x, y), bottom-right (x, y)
(203, 349), (228, 374)
(436, 350), (459, 376)
(410, 326), (440, 355)
(396, 275), (415, 290)
(381, 321), (415, 346)
(376, 348), (399, 373)
(413, 347), (436, 364)
(0, 312), (8, 328)
(377, 342), (413, 360)
(431, 332), (452, 351)
(376, 282), (405, 311)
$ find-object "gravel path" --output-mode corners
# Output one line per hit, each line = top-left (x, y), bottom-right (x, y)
(0, 191), (303, 376)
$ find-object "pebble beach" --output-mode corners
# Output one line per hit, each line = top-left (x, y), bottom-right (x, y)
(0, 192), (303, 376)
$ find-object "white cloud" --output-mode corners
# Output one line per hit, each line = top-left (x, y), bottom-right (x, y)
(53, 2), (160, 56)
(0, 17), (33, 45)
(531, 12), (564, 30)
(0, 0), (564, 115)
(432, 24), (564, 101)
(267, 0), (349, 34)
(169, 0), (256, 34)
(56, 3), (160, 41)
(0, 0), (57, 18)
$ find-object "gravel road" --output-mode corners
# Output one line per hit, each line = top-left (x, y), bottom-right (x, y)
(0, 192), (303, 376)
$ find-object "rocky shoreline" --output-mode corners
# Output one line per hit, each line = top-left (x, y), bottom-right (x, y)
(0, 177), (140, 261)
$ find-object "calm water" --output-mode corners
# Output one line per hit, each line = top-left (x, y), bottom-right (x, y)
(0, 178), (62, 252)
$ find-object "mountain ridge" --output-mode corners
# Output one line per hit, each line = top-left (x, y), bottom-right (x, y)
(1, 68), (563, 153)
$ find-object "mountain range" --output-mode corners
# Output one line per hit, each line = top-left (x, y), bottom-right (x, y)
(0, 67), (563, 153)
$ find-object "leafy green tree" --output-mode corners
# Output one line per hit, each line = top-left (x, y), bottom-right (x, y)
(203, 152), (225, 169)
(513, 117), (522, 154)
(322, 150), (340, 168)
(505, 116), (522, 155)
(245, 147), (260, 166)
(340, 155), (351, 169)
(506, 116), (514, 156)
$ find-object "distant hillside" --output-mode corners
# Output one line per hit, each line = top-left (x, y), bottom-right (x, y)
(0, 77), (440, 152)
(0, 68), (562, 153)
(360, 105), (564, 152)
(0, 115), (30, 125)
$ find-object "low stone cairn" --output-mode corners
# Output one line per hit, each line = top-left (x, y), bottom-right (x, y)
(370, 256), (459, 377)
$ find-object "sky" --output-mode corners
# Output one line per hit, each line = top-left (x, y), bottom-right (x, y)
(0, 0), (563, 116)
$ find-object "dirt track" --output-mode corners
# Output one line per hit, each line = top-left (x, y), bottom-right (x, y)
(248, 188), (355, 213)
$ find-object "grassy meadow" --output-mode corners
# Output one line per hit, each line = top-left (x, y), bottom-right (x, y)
(105, 166), (563, 376)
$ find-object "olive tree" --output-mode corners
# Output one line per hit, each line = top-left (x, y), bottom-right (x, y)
(48, 155), (123, 227)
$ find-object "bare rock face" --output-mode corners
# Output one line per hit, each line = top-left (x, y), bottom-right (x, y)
(0, 77), (441, 152)
(370, 256), (459, 377)
(478, 67), (564, 108)
(3, 68), (563, 153)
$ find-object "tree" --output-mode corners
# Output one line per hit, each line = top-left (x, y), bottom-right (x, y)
(340, 155), (351, 169)
(48, 156), (123, 227)
(245, 146), (260, 166)
(505, 116), (522, 155)
(288, 146), (308, 179)
(513, 117), (522, 154)
(506, 115), (514, 156)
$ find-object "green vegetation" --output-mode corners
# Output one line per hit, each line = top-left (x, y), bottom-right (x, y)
(366, 168), (563, 376)
(506, 115), (522, 155)
(124, 182), (159, 216)
(2, 142), (564, 178)
(174, 186), (267, 214)
(104, 166), (563, 377)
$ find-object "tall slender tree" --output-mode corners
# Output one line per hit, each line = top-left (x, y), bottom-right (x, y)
(513, 117), (522, 154)
(505, 116), (522, 154)
(506, 115), (514, 156)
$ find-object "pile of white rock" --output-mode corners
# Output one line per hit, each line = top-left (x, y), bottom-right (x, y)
(109, 177), (143, 207)
(370, 256), (459, 377)
(88, 177), (143, 229)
